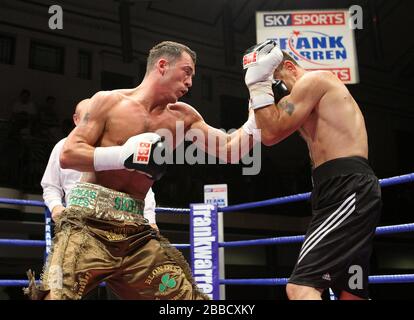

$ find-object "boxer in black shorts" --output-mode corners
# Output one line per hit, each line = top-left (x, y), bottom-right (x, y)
(243, 40), (382, 299)
(289, 156), (381, 299)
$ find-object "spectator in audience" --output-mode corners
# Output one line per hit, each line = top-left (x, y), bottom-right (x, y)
(31, 95), (60, 140)
(9, 89), (37, 137)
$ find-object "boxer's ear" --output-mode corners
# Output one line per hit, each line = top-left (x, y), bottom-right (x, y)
(284, 60), (296, 72)
(157, 59), (168, 75)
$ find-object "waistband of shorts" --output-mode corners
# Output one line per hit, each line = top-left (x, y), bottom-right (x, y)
(67, 182), (144, 218)
(312, 156), (374, 185)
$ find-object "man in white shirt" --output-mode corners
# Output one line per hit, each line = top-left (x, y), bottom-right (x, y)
(41, 99), (157, 225)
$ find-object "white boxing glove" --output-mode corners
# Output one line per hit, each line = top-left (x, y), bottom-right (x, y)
(243, 40), (283, 109)
(93, 132), (167, 180)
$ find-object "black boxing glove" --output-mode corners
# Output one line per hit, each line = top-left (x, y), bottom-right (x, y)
(94, 132), (167, 181)
(272, 79), (290, 104)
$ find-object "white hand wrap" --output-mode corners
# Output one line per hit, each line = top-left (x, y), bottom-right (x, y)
(247, 80), (275, 110)
(242, 110), (257, 136)
(93, 146), (123, 171)
(93, 132), (163, 172)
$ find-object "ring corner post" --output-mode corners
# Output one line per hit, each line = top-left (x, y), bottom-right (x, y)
(190, 203), (220, 300)
(44, 207), (52, 262)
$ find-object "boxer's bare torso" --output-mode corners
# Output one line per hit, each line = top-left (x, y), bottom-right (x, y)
(63, 89), (202, 200)
(256, 70), (368, 169)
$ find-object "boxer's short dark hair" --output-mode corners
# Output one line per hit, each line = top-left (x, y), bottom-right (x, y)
(276, 51), (300, 72)
(146, 41), (196, 73)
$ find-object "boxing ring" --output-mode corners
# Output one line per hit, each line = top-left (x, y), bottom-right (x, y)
(0, 172), (414, 299)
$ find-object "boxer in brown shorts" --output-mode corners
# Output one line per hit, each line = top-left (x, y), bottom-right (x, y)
(24, 41), (255, 299)
(26, 183), (207, 300)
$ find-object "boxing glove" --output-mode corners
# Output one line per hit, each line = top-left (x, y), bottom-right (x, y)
(94, 132), (167, 180)
(243, 40), (283, 109)
(272, 79), (290, 104)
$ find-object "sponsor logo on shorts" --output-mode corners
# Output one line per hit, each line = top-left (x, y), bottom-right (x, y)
(145, 265), (182, 285)
(70, 188), (97, 199)
(159, 273), (177, 293)
(68, 188), (97, 208)
(113, 196), (143, 215)
(145, 265), (189, 299)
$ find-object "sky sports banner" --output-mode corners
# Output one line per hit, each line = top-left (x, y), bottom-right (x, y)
(190, 203), (219, 300)
(204, 184), (228, 207)
(256, 10), (359, 83)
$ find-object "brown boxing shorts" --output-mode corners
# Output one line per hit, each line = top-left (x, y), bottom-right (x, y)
(24, 182), (209, 300)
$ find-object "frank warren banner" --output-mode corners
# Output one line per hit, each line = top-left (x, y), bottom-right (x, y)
(256, 9), (359, 84)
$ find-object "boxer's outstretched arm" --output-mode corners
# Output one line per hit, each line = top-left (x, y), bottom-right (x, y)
(189, 115), (255, 163)
(255, 72), (329, 146)
(60, 92), (112, 171)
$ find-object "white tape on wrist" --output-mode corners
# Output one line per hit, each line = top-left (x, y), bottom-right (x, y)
(249, 95), (275, 110)
(93, 146), (123, 171)
(248, 80), (274, 110)
(242, 113), (257, 135)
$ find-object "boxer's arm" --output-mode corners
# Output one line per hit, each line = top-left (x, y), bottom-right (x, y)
(62, 93), (166, 179)
(144, 187), (157, 225)
(144, 188), (158, 230)
(255, 72), (329, 146)
(168, 101), (255, 163)
(60, 92), (111, 171)
(189, 116), (255, 163)
(41, 139), (65, 214)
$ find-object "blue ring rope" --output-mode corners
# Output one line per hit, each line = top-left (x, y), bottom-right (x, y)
(4, 274), (413, 287)
(0, 198), (45, 207)
(0, 173), (413, 289)
(1, 173), (413, 213)
(1, 223), (413, 248)
(219, 223), (414, 248)
(0, 239), (45, 247)
(220, 172), (414, 212)
(0, 238), (190, 249)
(219, 274), (414, 286)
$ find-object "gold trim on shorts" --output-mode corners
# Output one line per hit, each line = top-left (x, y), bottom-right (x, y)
(67, 182), (145, 222)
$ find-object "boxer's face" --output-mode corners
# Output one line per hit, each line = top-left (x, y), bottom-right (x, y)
(163, 52), (195, 102)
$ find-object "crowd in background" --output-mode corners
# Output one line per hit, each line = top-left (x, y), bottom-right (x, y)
(0, 89), (74, 192)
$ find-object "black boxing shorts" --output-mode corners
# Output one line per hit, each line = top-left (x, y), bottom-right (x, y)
(288, 156), (382, 299)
